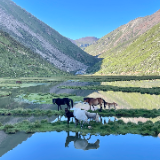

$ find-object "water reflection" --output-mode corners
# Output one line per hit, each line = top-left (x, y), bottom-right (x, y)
(65, 131), (100, 150)
(1, 131), (160, 160)
(0, 81), (96, 110)
(0, 131), (32, 158)
(0, 115), (58, 125)
(100, 116), (116, 124)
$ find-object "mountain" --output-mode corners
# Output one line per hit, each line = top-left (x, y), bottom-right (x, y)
(0, 0), (98, 73)
(85, 10), (160, 57)
(88, 22), (160, 75)
(69, 37), (99, 50)
(0, 30), (68, 77)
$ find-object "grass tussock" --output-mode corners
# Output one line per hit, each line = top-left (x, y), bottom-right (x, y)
(1, 108), (160, 118)
(1, 119), (160, 137)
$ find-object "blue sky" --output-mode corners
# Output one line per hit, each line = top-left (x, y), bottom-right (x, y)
(12, 0), (160, 40)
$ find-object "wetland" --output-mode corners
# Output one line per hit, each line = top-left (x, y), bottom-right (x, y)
(0, 76), (160, 160)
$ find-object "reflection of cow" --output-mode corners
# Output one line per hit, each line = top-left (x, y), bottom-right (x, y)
(65, 131), (100, 150)
(16, 81), (22, 84)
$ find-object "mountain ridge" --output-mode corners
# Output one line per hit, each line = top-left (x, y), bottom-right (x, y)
(87, 22), (160, 75)
(68, 36), (99, 50)
(0, 0), (98, 73)
(0, 30), (68, 77)
(85, 9), (160, 57)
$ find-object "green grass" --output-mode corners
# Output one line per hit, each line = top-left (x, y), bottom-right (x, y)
(0, 108), (65, 116)
(15, 93), (84, 104)
(0, 91), (11, 97)
(99, 90), (160, 109)
(87, 22), (160, 75)
(59, 85), (160, 95)
(1, 108), (160, 118)
(0, 31), (68, 77)
(1, 119), (160, 137)
(0, 0), (98, 69)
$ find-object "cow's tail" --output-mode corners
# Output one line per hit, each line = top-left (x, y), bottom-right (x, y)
(103, 99), (106, 109)
(69, 99), (73, 108)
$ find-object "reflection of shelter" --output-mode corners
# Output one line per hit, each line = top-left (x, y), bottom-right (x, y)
(65, 131), (100, 150)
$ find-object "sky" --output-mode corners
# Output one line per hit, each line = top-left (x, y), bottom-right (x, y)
(11, 0), (160, 40)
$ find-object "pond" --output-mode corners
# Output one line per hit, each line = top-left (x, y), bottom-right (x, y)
(0, 81), (95, 110)
(0, 80), (160, 159)
(1, 131), (160, 160)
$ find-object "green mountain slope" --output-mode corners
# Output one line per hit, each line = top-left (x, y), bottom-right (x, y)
(85, 10), (160, 57)
(0, 0), (98, 73)
(88, 22), (160, 75)
(0, 31), (68, 77)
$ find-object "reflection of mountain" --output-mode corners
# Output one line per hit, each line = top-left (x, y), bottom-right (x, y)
(65, 131), (100, 150)
(0, 115), (57, 125)
(50, 81), (97, 97)
(0, 115), (58, 157)
(0, 131), (32, 157)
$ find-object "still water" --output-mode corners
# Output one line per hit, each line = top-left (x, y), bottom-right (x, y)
(1, 131), (160, 160)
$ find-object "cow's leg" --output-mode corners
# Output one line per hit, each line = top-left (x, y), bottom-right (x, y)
(68, 117), (70, 124)
(100, 104), (102, 111)
(75, 118), (78, 126)
(67, 104), (70, 109)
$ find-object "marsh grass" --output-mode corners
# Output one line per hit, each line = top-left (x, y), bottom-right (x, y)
(92, 108), (160, 118)
(0, 91), (11, 97)
(0, 109), (65, 116)
(59, 85), (160, 95)
(1, 119), (160, 137)
(16, 93), (84, 104)
(1, 108), (160, 118)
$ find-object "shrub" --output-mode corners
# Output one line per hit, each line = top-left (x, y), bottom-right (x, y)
(41, 119), (48, 123)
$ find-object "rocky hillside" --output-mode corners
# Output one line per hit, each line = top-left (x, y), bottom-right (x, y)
(0, 30), (68, 77)
(0, 0), (98, 73)
(69, 37), (99, 50)
(85, 10), (160, 57)
(88, 22), (160, 75)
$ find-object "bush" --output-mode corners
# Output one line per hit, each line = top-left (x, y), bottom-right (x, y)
(41, 119), (48, 123)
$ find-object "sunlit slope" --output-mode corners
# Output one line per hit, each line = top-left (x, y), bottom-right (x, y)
(0, 31), (68, 77)
(85, 10), (160, 57)
(0, 0), (98, 72)
(88, 22), (160, 75)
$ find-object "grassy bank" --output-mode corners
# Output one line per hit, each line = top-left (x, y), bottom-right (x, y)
(1, 108), (160, 118)
(1, 119), (160, 137)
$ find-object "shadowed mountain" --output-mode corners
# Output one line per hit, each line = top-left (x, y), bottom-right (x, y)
(69, 37), (99, 50)
(0, 0), (98, 73)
